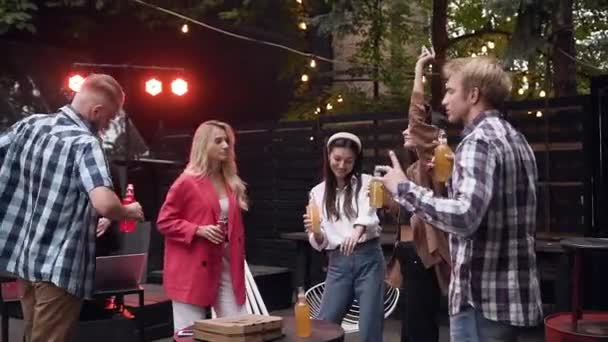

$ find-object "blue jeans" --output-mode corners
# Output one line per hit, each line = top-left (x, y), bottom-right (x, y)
(450, 306), (519, 342)
(318, 239), (385, 342)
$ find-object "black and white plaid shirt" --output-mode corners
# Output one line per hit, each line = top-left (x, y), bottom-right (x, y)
(0, 106), (112, 298)
(396, 111), (542, 327)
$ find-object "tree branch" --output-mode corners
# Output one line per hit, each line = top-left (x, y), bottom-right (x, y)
(447, 28), (512, 48)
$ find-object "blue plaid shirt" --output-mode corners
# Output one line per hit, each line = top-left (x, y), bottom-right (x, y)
(396, 111), (542, 327)
(0, 105), (113, 298)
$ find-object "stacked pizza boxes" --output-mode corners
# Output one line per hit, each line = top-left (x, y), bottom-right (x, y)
(193, 314), (283, 342)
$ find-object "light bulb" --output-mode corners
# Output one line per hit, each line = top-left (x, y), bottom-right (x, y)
(536, 111), (543, 117)
(309, 59), (316, 68)
(539, 90), (546, 97)
(301, 74), (309, 82)
(326, 103), (333, 110)
(518, 89), (525, 95)
(488, 41), (495, 49)
(181, 24), (189, 33)
(298, 22), (307, 30)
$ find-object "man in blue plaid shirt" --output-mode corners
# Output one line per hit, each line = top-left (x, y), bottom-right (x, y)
(378, 57), (542, 341)
(0, 74), (144, 342)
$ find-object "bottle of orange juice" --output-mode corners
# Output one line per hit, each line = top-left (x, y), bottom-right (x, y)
(294, 287), (312, 337)
(370, 167), (384, 208)
(306, 192), (321, 234)
(433, 130), (453, 183)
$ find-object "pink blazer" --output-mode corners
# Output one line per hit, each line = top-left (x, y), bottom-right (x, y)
(156, 173), (246, 307)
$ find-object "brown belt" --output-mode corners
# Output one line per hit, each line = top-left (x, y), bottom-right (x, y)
(400, 224), (414, 242)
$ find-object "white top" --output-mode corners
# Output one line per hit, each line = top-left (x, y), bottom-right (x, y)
(219, 197), (230, 258)
(307, 173), (382, 251)
(219, 197), (229, 219)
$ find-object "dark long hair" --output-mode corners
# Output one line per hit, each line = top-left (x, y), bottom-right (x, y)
(323, 137), (363, 221)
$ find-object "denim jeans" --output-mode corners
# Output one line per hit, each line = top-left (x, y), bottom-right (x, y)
(318, 239), (386, 342)
(450, 306), (519, 342)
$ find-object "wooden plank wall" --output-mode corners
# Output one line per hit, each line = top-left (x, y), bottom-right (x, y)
(139, 96), (592, 278)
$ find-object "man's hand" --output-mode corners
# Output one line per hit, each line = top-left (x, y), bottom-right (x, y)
(96, 217), (112, 237)
(124, 202), (144, 221)
(375, 150), (408, 195)
(340, 226), (365, 256)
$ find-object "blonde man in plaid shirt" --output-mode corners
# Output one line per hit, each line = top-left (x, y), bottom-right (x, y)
(377, 57), (542, 342)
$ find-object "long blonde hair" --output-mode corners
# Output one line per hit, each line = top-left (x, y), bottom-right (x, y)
(184, 120), (248, 210)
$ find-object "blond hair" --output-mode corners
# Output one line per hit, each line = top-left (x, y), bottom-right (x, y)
(185, 120), (248, 210)
(79, 73), (125, 108)
(443, 57), (512, 108)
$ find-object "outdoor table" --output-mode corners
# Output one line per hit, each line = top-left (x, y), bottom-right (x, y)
(545, 237), (608, 341)
(173, 316), (344, 342)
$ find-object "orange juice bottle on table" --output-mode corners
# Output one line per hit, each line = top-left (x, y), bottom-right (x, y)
(433, 130), (454, 183)
(306, 192), (321, 234)
(370, 167), (385, 208)
(294, 287), (312, 337)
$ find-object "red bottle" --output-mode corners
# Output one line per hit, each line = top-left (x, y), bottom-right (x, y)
(120, 184), (137, 233)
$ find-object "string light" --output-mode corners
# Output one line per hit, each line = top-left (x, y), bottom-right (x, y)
(181, 23), (189, 33)
(422, 75), (427, 83)
(506, 17), (512, 22)
(539, 90), (547, 97)
(527, 111), (532, 115)
(536, 111), (543, 118)
(301, 74), (309, 82)
(337, 95), (343, 103)
(522, 76), (528, 83)
(309, 59), (317, 68)
(296, 0), (303, 3)
(487, 41), (495, 49)
(326, 103), (333, 110)
(471, 53), (477, 57)
(298, 22), (307, 30)
(518, 89), (525, 95)
(315, 107), (321, 113)
(481, 46), (488, 53)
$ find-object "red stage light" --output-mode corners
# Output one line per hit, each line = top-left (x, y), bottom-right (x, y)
(171, 78), (188, 96)
(68, 74), (85, 92)
(145, 78), (162, 96)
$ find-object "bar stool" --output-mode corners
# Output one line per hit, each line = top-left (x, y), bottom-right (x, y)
(0, 273), (17, 342)
(545, 237), (608, 341)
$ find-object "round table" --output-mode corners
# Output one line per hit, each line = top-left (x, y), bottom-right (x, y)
(174, 316), (344, 342)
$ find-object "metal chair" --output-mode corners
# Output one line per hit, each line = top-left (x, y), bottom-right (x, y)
(305, 281), (400, 334)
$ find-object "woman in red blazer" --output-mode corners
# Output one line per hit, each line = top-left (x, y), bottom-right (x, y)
(157, 120), (249, 332)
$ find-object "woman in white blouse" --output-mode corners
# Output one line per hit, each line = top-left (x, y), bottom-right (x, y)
(303, 132), (385, 342)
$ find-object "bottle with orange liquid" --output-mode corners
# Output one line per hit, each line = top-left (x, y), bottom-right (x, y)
(306, 192), (321, 234)
(370, 167), (385, 208)
(120, 184), (137, 233)
(433, 130), (454, 183)
(294, 287), (312, 337)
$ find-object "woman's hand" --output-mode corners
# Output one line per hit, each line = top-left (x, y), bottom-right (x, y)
(196, 225), (225, 244)
(425, 153), (455, 171)
(341, 226), (365, 256)
(304, 214), (324, 244)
